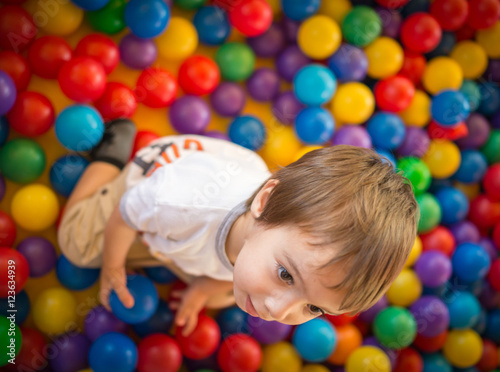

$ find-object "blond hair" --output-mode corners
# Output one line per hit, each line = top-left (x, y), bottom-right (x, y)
(245, 145), (420, 314)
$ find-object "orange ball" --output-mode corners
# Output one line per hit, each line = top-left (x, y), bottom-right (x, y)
(328, 324), (363, 365)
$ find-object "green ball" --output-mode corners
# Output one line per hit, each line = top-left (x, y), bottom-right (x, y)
(174, 0), (207, 10)
(341, 6), (382, 47)
(215, 42), (256, 82)
(87, 0), (126, 35)
(481, 129), (500, 165)
(0, 138), (46, 184)
(416, 192), (442, 233)
(0, 316), (22, 366)
(459, 80), (481, 112)
(373, 306), (417, 350)
(397, 157), (432, 195)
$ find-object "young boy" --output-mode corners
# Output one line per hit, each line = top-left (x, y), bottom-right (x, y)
(58, 118), (419, 336)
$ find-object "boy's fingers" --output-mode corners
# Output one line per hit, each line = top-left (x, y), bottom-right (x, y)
(116, 285), (135, 308)
(182, 314), (198, 336)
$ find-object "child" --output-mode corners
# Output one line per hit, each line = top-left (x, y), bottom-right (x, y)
(58, 118), (419, 336)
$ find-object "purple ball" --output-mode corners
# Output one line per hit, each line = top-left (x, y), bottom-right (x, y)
(414, 251), (452, 288)
(169, 95), (211, 134)
(272, 91), (304, 125)
(331, 125), (372, 148)
(397, 126), (430, 157)
(449, 220), (480, 245)
(376, 7), (402, 38)
(479, 237), (498, 262)
(17, 237), (57, 278)
(246, 316), (292, 344)
(491, 110), (500, 129)
(119, 33), (158, 70)
(49, 332), (91, 372)
(409, 296), (449, 338)
(0, 174), (5, 203)
(455, 113), (490, 149)
(281, 17), (301, 42)
(479, 280), (500, 309)
(84, 305), (129, 342)
(327, 43), (368, 83)
(203, 130), (230, 141)
(0, 70), (16, 116)
(358, 295), (388, 323)
(276, 45), (311, 82)
(484, 59), (500, 83)
(246, 67), (280, 102)
(210, 82), (246, 117)
(246, 22), (285, 58)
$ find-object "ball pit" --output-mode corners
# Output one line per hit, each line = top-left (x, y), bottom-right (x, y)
(1, 0), (500, 371)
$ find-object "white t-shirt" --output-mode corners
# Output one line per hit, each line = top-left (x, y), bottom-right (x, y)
(119, 135), (271, 281)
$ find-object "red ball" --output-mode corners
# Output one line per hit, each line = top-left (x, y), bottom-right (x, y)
(75, 33), (120, 75)
(400, 13), (443, 53)
(419, 226), (456, 257)
(393, 347), (423, 372)
(412, 330), (447, 353)
(0, 51), (31, 91)
(0, 211), (16, 247)
(217, 333), (262, 372)
(483, 164), (500, 202)
(131, 130), (161, 160)
(430, 0), (469, 31)
(476, 339), (498, 372)
(427, 120), (468, 141)
(493, 222), (500, 249)
(135, 67), (177, 108)
(28, 36), (73, 80)
(6, 91), (55, 136)
(178, 55), (220, 96)
(58, 56), (107, 102)
(468, 194), (500, 228)
(3, 327), (47, 372)
(175, 313), (220, 360)
(0, 247), (29, 296)
(374, 75), (415, 112)
(487, 258), (500, 291)
(0, 6), (37, 52)
(399, 51), (426, 85)
(326, 313), (359, 327)
(468, 0), (500, 30)
(94, 82), (137, 121)
(375, 0), (410, 8)
(229, 0), (273, 37)
(454, 23), (476, 41)
(137, 334), (182, 372)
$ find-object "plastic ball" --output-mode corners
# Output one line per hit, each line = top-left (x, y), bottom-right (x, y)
(0, 247), (29, 297)
(331, 82), (375, 124)
(228, 115), (266, 150)
(445, 290), (481, 329)
(376, 149), (397, 168)
(75, 33), (119, 75)
(422, 57), (463, 95)
(272, 91), (304, 125)
(7, 91), (55, 137)
(246, 67), (280, 102)
(193, 6), (231, 45)
(229, 0), (272, 37)
(156, 17), (198, 61)
(414, 251), (452, 288)
(27, 36), (72, 79)
(169, 95), (211, 134)
(276, 45), (311, 82)
(55, 105), (104, 152)
(0, 70), (16, 116)
(327, 43), (367, 83)
(483, 164), (500, 201)
(292, 318), (337, 362)
(481, 130), (500, 165)
(119, 34), (158, 70)
(210, 82), (246, 117)
(0, 117), (9, 149)
(247, 22), (285, 57)
(401, 13), (442, 53)
(216, 306), (249, 338)
(364, 36), (404, 79)
(459, 80), (482, 114)
(17, 236), (57, 278)
(261, 341), (302, 372)
(282, 0), (321, 21)
(422, 140), (461, 179)
(295, 107), (335, 145)
(135, 67), (177, 108)
(430, 0), (468, 31)
(0, 51), (31, 92)
(331, 124), (372, 148)
(435, 186), (469, 224)
(456, 112), (489, 149)
(431, 90), (470, 126)
(386, 268), (422, 307)
(449, 41), (487, 79)
(215, 42), (255, 81)
(399, 51), (427, 85)
(452, 242), (491, 285)
(342, 6), (382, 47)
(293, 64), (336, 106)
(468, 194), (500, 229)
(475, 339), (497, 371)
(132, 300), (175, 338)
(484, 309), (500, 342)
(399, 90), (431, 128)
(404, 236), (422, 268)
(32, 287), (77, 334)
(87, 0), (127, 34)
(478, 82), (500, 116)
(217, 333), (262, 372)
(421, 352), (452, 372)
(124, 0), (170, 38)
(109, 274), (159, 324)
(374, 76), (415, 112)
(345, 346), (391, 372)
(420, 225), (456, 257)
(416, 193), (442, 233)
(393, 347), (423, 372)
(476, 21), (500, 58)
(410, 296), (450, 338)
(143, 266), (177, 284)
(56, 254), (100, 290)
(58, 57), (106, 103)
(89, 332), (138, 372)
(0, 138), (46, 184)
(175, 0), (206, 10)
(297, 15), (341, 59)
(72, 0), (110, 10)
(326, 323), (362, 365)
(373, 306), (417, 349)
(367, 112), (406, 150)
(468, 0), (500, 29)
(178, 55), (220, 96)
(94, 82), (137, 121)
(443, 329), (483, 368)
(137, 334), (182, 372)
(26, 1), (84, 36)
(261, 125), (302, 166)
(0, 211), (15, 247)
(49, 332), (91, 372)
(247, 316), (292, 345)
(0, 5), (37, 52)
(397, 157), (431, 194)
(84, 305), (128, 342)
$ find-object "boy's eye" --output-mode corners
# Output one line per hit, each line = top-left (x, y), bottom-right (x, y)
(278, 265), (294, 284)
(308, 304), (325, 316)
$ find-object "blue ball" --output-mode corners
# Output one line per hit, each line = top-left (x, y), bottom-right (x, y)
(367, 112), (406, 150)
(55, 105), (104, 151)
(71, 0), (109, 10)
(478, 82), (500, 116)
(56, 255), (100, 291)
(293, 64), (337, 106)
(49, 155), (89, 198)
(282, 0), (321, 21)
(0, 116), (9, 147)
(124, 0), (170, 39)
(453, 150), (488, 184)
(459, 80), (481, 112)
(295, 107), (335, 145)
(472, 308), (487, 336)
(425, 31), (456, 59)
(451, 243), (491, 284)
(485, 309), (500, 343)
(431, 90), (470, 126)
(228, 115), (266, 150)
(143, 266), (178, 284)
(375, 149), (397, 168)
(292, 318), (337, 362)
(132, 299), (174, 338)
(193, 6), (231, 45)
(422, 353), (452, 372)
(435, 187), (469, 225)
(89, 332), (138, 372)
(444, 291), (481, 329)
(0, 290), (29, 325)
(328, 43), (368, 82)
(109, 274), (159, 324)
(216, 306), (249, 338)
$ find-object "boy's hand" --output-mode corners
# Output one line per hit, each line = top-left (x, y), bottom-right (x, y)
(99, 264), (135, 312)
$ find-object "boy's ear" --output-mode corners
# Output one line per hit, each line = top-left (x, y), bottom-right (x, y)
(251, 179), (279, 219)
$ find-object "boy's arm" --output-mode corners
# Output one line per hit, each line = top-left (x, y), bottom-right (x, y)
(103, 204), (138, 268)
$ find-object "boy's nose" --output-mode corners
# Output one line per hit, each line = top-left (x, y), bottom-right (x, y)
(264, 293), (299, 322)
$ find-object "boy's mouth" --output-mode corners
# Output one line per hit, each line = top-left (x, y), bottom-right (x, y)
(245, 295), (260, 318)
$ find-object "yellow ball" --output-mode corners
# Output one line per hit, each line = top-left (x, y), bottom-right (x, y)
(345, 346), (391, 372)
(453, 181), (481, 201)
(318, 0), (352, 24)
(25, 0), (84, 36)
(156, 17), (198, 61)
(261, 125), (303, 167)
(262, 342), (302, 372)
(476, 21), (500, 58)
(443, 329), (483, 368)
(265, 0), (281, 15)
(331, 82), (375, 124)
(293, 145), (324, 162)
(422, 140), (462, 179)
(398, 90), (431, 128)
(422, 57), (463, 95)
(404, 236), (422, 268)
(11, 184), (60, 232)
(298, 15), (341, 60)
(386, 268), (422, 307)
(33, 287), (77, 335)
(364, 37), (404, 79)
(301, 365), (330, 372)
(450, 41), (488, 79)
